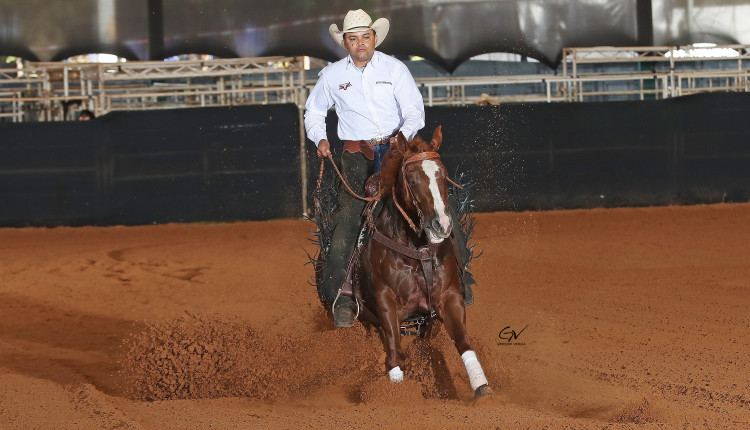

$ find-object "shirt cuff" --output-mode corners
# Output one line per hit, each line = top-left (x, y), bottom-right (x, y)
(309, 131), (327, 147)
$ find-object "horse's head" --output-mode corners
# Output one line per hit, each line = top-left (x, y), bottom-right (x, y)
(395, 126), (453, 244)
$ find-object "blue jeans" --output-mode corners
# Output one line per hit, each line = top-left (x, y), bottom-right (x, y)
(373, 143), (390, 171)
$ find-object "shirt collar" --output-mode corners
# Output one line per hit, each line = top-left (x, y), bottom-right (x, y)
(345, 51), (380, 71)
(369, 51), (381, 69)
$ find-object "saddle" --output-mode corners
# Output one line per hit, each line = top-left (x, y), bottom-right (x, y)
(338, 171), (468, 309)
(364, 171), (380, 198)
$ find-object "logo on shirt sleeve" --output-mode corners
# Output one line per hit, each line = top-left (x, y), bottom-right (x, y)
(338, 82), (352, 90)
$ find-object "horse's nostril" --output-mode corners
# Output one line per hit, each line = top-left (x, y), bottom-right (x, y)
(432, 218), (441, 231)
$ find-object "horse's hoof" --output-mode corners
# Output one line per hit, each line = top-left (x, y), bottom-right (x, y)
(473, 384), (493, 399)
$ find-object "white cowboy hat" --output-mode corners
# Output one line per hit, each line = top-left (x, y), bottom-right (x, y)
(329, 9), (390, 48)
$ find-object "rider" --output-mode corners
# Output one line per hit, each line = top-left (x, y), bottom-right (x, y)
(304, 9), (476, 328)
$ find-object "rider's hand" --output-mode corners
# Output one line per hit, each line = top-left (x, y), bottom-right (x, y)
(317, 139), (332, 159)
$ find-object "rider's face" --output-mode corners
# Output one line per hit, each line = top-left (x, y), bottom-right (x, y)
(344, 30), (377, 67)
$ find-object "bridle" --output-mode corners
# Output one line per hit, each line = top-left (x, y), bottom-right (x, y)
(393, 151), (463, 233)
(316, 149), (462, 234)
(371, 150), (464, 317)
(392, 151), (440, 233)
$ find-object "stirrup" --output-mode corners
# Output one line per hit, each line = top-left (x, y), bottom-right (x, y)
(333, 304), (354, 327)
(332, 290), (359, 327)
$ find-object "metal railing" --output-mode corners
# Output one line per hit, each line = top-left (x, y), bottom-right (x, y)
(0, 44), (748, 121)
(417, 45), (749, 105)
(0, 56), (306, 122)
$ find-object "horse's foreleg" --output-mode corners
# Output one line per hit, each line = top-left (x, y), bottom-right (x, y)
(374, 286), (405, 382)
(437, 292), (491, 397)
(437, 292), (471, 353)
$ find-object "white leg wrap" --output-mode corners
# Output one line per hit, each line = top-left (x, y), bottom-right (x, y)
(461, 350), (489, 391)
(388, 366), (404, 383)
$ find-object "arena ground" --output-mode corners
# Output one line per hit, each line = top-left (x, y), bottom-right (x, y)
(1, 203), (748, 428)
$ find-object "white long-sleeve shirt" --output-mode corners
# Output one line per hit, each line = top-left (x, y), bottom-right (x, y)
(304, 51), (425, 147)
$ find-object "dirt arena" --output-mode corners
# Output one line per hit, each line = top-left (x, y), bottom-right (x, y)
(1, 203), (749, 428)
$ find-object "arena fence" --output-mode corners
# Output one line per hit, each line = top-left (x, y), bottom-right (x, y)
(1, 92), (749, 227)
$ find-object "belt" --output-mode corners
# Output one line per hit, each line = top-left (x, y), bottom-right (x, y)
(365, 134), (392, 145)
(343, 132), (397, 160)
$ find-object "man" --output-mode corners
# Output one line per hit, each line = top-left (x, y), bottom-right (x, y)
(304, 9), (476, 328)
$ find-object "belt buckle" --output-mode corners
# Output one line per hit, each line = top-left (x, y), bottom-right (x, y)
(369, 135), (387, 145)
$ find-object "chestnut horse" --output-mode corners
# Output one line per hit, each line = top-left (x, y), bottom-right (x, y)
(356, 126), (491, 398)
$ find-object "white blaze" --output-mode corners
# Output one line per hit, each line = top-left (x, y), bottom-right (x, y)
(422, 160), (451, 232)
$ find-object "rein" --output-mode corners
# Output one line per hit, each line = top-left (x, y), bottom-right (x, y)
(314, 147), (465, 327)
(371, 229), (440, 311)
(370, 150), (463, 312)
(316, 149), (463, 233)
(319, 155), (380, 203)
(402, 151), (465, 189)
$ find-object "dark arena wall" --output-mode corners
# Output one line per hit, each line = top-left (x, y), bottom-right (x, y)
(424, 92), (750, 211)
(1, 93), (750, 227)
(0, 105), (302, 226)
(310, 92), (750, 212)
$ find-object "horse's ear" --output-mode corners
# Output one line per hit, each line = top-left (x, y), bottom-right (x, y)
(396, 131), (408, 154)
(431, 126), (442, 151)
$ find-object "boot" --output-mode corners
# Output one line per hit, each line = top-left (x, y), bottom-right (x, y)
(462, 270), (476, 307)
(332, 295), (355, 327)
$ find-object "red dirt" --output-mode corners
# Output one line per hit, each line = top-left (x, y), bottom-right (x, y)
(1, 203), (749, 428)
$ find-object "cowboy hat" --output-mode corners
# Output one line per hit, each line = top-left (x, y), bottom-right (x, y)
(329, 9), (389, 48)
